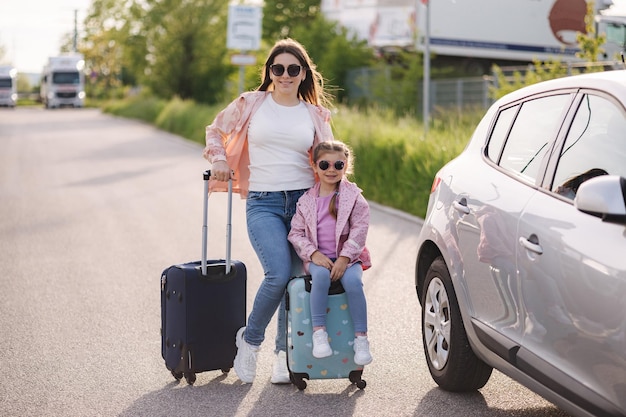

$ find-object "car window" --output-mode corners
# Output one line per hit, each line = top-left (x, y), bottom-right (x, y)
(486, 105), (518, 163)
(552, 94), (626, 199)
(496, 94), (572, 183)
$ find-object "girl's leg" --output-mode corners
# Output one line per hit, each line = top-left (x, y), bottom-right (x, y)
(341, 263), (372, 365)
(341, 264), (368, 334)
(308, 262), (333, 358)
(309, 263), (331, 329)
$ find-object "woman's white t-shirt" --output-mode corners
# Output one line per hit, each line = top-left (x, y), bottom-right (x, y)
(247, 94), (316, 192)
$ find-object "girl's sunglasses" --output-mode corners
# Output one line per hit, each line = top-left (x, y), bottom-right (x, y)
(318, 160), (345, 171)
(270, 64), (303, 77)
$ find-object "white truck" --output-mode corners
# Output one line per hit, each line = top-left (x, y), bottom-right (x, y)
(322, 0), (626, 72)
(0, 65), (17, 107)
(40, 54), (86, 108)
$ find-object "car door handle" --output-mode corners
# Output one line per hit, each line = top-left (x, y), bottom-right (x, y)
(518, 237), (543, 255)
(453, 200), (470, 215)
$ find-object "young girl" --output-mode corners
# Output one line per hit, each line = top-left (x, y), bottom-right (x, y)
(288, 141), (373, 366)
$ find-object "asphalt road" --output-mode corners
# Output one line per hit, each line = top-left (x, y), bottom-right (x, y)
(0, 107), (571, 417)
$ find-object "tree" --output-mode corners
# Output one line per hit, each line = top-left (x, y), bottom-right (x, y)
(141, 0), (232, 103)
(262, 0), (321, 40)
(81, 0), (234, 104)
(82, 0), (148, 98)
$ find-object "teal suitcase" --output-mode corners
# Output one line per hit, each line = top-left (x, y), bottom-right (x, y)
(285, 275), (366, 390)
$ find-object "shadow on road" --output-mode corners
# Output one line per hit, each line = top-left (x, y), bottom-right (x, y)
(118, 373), (365, 417)
(413, 388), (571, 417)
(248, 382), (363, 416)
(118, 373), (250, 417)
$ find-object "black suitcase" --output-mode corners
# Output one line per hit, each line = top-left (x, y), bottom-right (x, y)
(161, 170), (246, 385)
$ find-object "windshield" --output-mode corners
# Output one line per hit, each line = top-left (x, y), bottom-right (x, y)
(605, 23), (626, 47)
(52, 71), (80, 84)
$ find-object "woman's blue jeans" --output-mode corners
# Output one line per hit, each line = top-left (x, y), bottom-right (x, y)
(245, 189), (306, 353)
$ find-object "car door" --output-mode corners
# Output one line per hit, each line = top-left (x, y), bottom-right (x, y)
(517, 92), (626, 412)
(457, 93), (574, 344)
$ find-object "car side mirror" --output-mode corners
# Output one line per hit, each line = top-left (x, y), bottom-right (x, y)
(575, 175), (626, 224)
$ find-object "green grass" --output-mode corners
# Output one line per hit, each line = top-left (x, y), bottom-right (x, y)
(333, 106), (478, 216)
(101, 97), (482, 218)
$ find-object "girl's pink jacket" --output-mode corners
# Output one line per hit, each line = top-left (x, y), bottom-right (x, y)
(203, 91), (334, 197)
(288, 179), (372, 273)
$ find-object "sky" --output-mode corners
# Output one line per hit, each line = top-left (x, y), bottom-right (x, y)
(2, 0), (626, 74)
(0, 0), (92, 73)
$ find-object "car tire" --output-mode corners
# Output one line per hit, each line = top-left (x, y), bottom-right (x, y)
(421, 257), (492, 392)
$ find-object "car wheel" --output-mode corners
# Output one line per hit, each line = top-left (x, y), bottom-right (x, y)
(422, 257), (492, 391)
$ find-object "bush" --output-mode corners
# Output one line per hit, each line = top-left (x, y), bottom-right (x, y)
(333, 105), (477, 217)
(102, 95), (168, 123)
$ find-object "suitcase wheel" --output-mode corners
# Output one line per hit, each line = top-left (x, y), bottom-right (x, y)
(290, 373), (307, 391)
(184, 371), (196, 385)
(349, 371), (366, 390)
(171, 370), (183, 381)
(221, 368), (230, 374)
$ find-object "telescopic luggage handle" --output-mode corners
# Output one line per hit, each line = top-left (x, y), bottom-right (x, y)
(202, 170), (232, 276)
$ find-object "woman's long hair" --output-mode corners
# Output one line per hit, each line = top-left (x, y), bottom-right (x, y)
(257, 38), (332, 108)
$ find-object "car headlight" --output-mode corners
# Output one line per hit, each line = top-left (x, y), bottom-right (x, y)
(78, 91), (86, 99)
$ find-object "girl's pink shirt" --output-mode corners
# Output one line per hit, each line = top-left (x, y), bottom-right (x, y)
(203, 91), (334, 197)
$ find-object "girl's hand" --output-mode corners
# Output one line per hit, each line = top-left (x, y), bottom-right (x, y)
(330, 256), (349, 281)
(211, 160), (232, 182)
(311, 251), (334, 270)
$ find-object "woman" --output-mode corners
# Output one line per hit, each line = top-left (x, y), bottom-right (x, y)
(203, 38), (334, 384)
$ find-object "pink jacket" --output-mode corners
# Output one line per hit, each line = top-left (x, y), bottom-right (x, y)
(288, 179), (372, 273)
(203, 91), (334, 197)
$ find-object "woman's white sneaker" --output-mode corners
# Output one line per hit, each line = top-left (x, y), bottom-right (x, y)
(233, 327), (260, 383)
(270, 350), (291, 384)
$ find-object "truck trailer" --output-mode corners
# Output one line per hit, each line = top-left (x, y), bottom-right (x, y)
(322, 0), (626, 72)
(0, 66), (17, 107)
(40, 54), (86, 109)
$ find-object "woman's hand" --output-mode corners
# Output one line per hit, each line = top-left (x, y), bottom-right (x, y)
(211, 160), (232, 182)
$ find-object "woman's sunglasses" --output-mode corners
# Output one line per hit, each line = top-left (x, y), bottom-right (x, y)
(270, 64), (303, 77)
(318, 160), (345, 171)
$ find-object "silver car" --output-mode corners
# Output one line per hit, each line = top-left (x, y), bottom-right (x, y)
(415, 70), (626, 417)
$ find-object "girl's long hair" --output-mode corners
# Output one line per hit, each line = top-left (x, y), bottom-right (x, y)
(257, 38), (332, 108)
(312, 141), (354, 219)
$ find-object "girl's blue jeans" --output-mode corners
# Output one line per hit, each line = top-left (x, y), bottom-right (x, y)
(309, 262), (368, 334)
(244, 189), (306, 353)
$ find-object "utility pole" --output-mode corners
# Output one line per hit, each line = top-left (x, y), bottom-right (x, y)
(73, 9), (78, 52)
(422, 0), (430, 135)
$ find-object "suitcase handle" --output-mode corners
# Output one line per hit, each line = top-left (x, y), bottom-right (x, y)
(202, 170), (232, 276)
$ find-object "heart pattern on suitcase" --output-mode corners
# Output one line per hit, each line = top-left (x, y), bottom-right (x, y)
(287, 280), (364, 380)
